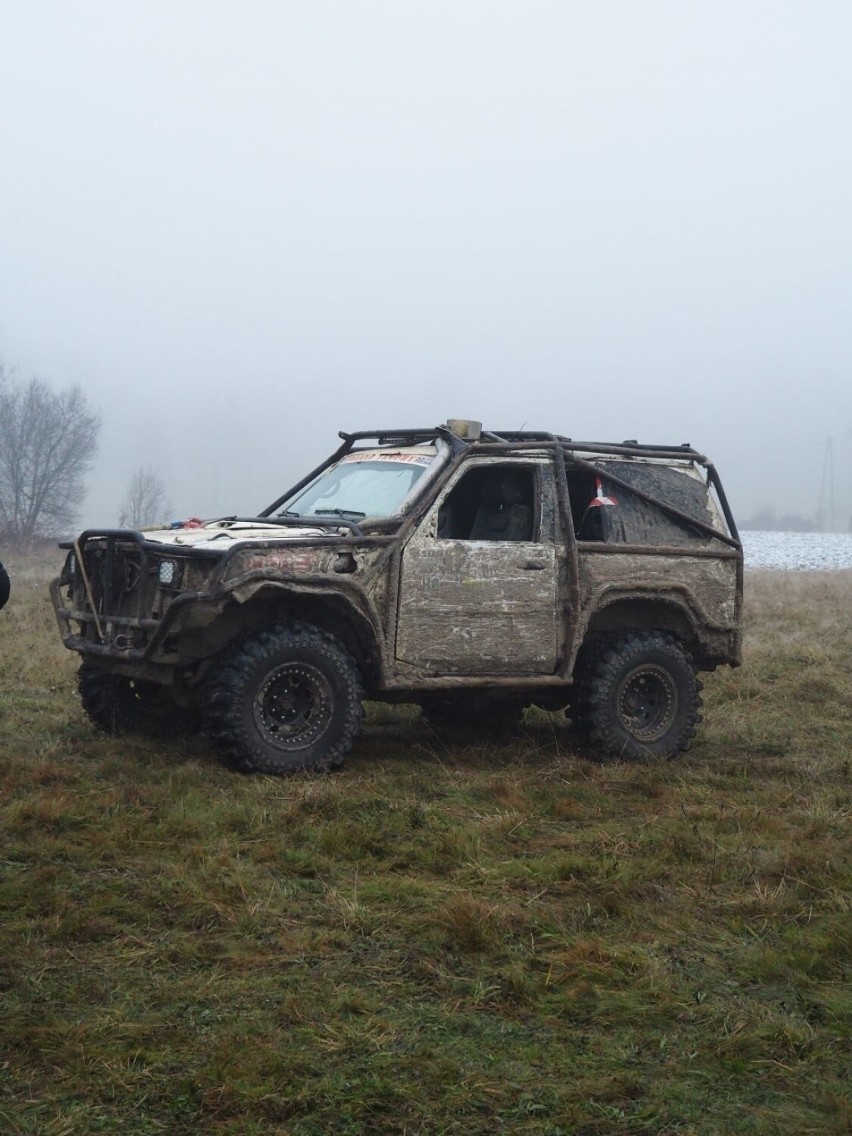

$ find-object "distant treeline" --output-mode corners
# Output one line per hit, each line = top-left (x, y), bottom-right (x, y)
(742, 506), (852, 533)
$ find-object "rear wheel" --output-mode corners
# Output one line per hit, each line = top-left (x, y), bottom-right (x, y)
(78, 663), (200, 738)
(202, 622), (364, 774)
(572, 632), (702, 760)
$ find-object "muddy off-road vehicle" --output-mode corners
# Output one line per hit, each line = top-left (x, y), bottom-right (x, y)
(51, 420), (742, 773)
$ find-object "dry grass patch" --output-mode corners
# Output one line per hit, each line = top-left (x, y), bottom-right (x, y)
(0, 560), (850, 1134)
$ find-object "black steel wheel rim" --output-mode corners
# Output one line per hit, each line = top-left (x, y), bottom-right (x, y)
(617, 664), (677, 742)
(255, 662), (332, 751)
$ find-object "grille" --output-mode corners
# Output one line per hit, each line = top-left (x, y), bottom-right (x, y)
(67, 533), (161, 648)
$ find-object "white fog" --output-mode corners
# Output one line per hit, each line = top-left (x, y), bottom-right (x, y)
(1, 1), (850, 531)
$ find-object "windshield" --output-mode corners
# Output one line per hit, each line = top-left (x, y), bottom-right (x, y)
(277, 453), (435, 521)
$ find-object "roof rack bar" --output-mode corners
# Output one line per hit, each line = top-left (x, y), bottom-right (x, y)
(564, 441), (707, 462)
(340, 429), (441, 443)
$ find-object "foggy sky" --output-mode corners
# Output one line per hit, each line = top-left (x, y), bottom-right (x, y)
(2, 1), (851, 530)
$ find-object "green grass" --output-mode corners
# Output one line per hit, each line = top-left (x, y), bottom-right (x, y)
(0, 556), (850, 1134)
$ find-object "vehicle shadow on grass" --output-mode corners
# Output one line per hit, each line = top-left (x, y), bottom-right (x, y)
(54, 704), (685, 784)
(350, 703), (592, 774)
(55, 717), (229, 781)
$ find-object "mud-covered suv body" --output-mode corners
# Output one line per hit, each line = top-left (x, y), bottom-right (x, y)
(52, 421), (742, 772)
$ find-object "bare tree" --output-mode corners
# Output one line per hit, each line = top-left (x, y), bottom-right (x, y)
(118, 465), (172, 529)
(0, 361), (100, 548)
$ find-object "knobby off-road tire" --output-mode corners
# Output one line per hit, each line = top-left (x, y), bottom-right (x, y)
(572, 632), (702, 761)
(78, 663), (201, 738)
(202, 622), (364, 775)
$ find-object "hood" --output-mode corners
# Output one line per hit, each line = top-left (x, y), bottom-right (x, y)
(139, 519), (333, 549)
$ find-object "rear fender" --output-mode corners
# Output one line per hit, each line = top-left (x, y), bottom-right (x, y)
(574, 590), (736, 670)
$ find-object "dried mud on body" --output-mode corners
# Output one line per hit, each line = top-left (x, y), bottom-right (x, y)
(0, 555), (850, 1136)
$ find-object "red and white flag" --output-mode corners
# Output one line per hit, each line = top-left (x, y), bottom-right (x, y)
(589, 477), (618, 507)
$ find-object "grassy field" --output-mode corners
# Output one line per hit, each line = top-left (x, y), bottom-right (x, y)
(0, 554), (849, 1135)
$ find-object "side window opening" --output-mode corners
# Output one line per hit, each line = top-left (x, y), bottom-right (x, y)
(566, 459), (721, 545)
(438, 466), (537, 542)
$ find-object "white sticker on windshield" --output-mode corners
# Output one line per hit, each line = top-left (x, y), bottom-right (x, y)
(340, 451), (433, 466)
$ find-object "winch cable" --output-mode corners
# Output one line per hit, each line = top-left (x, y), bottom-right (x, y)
(73, 538), (106, 643)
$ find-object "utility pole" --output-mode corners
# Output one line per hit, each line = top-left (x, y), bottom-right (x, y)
(817, 437), (835, 532)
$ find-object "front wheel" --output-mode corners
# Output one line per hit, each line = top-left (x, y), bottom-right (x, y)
(572, 633), (702, 760)
(202, 622), (364, 775)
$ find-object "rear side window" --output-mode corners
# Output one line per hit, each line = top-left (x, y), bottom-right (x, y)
(567, 460), (722, 546)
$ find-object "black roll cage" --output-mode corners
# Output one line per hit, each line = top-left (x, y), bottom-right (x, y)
(260, 426), (741, 546)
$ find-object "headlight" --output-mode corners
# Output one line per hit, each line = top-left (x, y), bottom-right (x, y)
(158, 559), (179, 586)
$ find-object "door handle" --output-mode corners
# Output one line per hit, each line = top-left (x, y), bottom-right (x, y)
(520, 560), (546, 571)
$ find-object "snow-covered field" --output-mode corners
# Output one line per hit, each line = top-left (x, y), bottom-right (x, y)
(741, 531), (852, 571)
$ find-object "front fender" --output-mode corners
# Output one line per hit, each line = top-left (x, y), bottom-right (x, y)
(176, 574), (388, 686)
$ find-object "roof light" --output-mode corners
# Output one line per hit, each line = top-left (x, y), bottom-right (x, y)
(445, 419), (482, 440)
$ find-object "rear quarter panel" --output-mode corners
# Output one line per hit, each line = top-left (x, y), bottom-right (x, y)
(575, 545), (742, 666)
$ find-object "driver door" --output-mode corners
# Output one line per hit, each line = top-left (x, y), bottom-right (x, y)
(395, 462), (559, 675)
